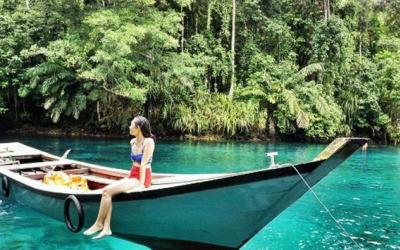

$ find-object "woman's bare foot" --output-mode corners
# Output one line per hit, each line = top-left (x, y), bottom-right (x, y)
(83, 224), (103, 236)
(92, 229), (112, 239)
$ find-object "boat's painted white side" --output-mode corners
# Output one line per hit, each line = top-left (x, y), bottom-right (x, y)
(6, 170), (308, 248)
(111, 174), (309, 248)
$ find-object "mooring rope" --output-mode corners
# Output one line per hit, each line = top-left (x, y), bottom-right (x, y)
(279, 163), (363, 250)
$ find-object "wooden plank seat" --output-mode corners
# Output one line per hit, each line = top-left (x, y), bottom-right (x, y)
(84, 175), (116, 185)
(89, 168), (129, 179)
(5, 160), (74, 171)
(0, 154), (42, 160)
(0, 160), (20, 166)
(0, 148), (13, 154)
(24, 168), (90, 180)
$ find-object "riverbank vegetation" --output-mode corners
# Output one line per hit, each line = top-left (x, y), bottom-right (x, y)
(0, 0), (399, 143)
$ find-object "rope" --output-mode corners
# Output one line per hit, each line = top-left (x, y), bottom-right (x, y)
(280, 163), (363, 250)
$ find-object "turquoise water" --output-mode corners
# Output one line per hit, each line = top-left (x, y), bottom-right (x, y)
(0, 135), (399, 249)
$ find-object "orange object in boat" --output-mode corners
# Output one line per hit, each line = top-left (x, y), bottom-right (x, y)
(43, 171), (88, 190)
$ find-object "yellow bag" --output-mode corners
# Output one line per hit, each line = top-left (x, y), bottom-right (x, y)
(43, 171), (89, 190)
(69, 175), (89, 190)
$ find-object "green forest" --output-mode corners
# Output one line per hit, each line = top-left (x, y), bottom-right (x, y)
(0, 0), (399, 143)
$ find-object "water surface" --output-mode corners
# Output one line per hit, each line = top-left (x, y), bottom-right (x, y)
(0, 135), (399, 249)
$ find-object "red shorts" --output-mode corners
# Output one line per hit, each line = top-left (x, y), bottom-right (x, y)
(128, 165), (152, 188)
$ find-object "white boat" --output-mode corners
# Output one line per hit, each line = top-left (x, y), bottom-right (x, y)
(0, 137), (367, 249)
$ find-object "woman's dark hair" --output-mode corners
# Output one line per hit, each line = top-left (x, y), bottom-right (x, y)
(133, 116), (155, 140)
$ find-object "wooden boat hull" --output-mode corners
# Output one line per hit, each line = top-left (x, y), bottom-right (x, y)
(0, 138), (367, 249)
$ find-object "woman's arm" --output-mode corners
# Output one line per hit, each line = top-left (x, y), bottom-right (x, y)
(139, 138), (155, 187)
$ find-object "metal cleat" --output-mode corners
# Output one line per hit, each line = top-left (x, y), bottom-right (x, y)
(265, 152), (278, 169)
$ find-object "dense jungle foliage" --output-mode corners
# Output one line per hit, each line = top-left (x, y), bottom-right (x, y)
(0, 0), (400, 143)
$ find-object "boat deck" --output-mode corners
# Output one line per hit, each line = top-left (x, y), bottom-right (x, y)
(0, 142), (230, 193)
(0, 142), (44, 159)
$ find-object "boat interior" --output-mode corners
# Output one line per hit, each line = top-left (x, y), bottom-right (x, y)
(1, 153), (133, 189)
(0, 144), (228, 191)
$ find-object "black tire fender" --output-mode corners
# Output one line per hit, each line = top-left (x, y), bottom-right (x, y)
(2, 176), (10, 198)
(64, 195), (84, 233)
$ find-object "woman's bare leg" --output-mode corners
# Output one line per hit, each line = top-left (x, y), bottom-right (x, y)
(92, 205), (112, 239)
(83, 194), (107, 235)
(84, 184), (118, 236)
(85, 178), (139, 238)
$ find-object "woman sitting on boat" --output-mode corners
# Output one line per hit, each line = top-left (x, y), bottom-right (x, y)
(83, 116), (155, 239)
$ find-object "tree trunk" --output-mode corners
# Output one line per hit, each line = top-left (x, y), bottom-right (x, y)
(207, 1), (213, 31)
(148, 101), (153, 121)
(144, 99), (149, 119)
(359, 33), (362, 58)
(327, 0), (331, 19)
(97, 101), (101, 121)
(323, 0), (330, 21)
(22, 98), (26, 114)
(359, 2), (364, 59)
(7, 86), (10, 103)
(25, 0), (29, 10)
(384, 131), (387, 145)
(13, 85), (18, 128)
(268, 116), (276, 138)
(205, 1), (213, 92)
(228, 0), (236, 99)
(195, 11), (198, 34)
(181, 6), (184, 59)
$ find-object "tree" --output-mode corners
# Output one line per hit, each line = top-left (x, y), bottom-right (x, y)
(323, 0), (331, 21)
(228, 0), (236, 99)
(239, 53), (343, 140)
(310, 16), (354, 86)
(375, 50), (400, 144)
(1, 0), (400, 143)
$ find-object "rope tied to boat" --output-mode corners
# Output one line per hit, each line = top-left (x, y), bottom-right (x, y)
(279, 163), (363, 250)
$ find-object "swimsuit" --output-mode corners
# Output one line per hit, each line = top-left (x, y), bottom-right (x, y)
(128, 141), (152, 188)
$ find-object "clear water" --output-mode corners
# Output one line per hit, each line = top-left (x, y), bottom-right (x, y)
(0, 135), (399, 249)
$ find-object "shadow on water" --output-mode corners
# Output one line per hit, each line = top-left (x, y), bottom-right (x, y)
(0, 200), (149, 250)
